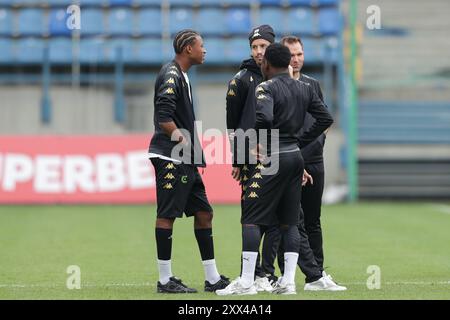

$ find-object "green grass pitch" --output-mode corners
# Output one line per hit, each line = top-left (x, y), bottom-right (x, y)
(0, 202), (449, 300)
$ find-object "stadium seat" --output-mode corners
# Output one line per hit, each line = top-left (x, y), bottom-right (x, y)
(49, 9), (72, 36)
(49, 38), (73, 64)
(226, 37), (249, 64)
(301, 38), (320, 64)
(80, 9), (104, 35)
(108, 8), (134, 36)
(12, 0), (44, 5)
(133, 0), (162, 6)
(137, 8), (162, 35)
(17, 9), (46, 36)
(259, 0), (284, 6)
(47, 0), (76, 5)
(106, 38), (134, 63)
(318, 8), (341, 35)
(225, 8), (251, 35)
(317, 0), (338, 6)
(16, 38), (45, 64)
(79, 38), (107, 64)
(259, 7), (285, 34)
(286, 8), (315, 35)
(196, 9), (225, 36)
(169, 8), (194, 35)
(204, 38), (225, 64)
(0, 9), (12, 36)
(288, 0), (313, 6)
(135, 38), (164, 64)
(107, 0), (133, 6)
(196, 0), (222, 6)
(169, 0), (195, 6)
(319, 37), (339, 63)
(78, 0), (107, 6)
(0, 38), (13, 63)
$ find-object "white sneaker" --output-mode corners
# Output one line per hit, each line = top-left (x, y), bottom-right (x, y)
(271, 278), (296, 295)
(254, 276), (274, 292)
(323, 271), (347, 291)
(304, 275), (347, 291)
(216, 277), (258, 296)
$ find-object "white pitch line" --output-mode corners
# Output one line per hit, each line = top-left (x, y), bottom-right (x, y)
(430, 204), (450, 215)
(1, 281), (449, 288)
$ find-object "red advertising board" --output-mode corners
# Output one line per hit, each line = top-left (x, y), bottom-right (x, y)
(0, 135), (241, 204)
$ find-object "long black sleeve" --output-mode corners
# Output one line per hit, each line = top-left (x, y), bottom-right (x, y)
(226, 78), (247, 130)
(155, 70), (180, 123)
(298, 88), (333, 148)
(255, 82), (274, 130)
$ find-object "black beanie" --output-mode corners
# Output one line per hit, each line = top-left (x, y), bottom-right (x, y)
(248, 24), (275, 46)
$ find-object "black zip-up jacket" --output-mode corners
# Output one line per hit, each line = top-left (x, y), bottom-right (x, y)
(226, 58), (263, 131)
(226, 58), (263, 165)
(149, 60), (205, 167)
(299, 73), (327, 164)
(255, 72), (333, 152)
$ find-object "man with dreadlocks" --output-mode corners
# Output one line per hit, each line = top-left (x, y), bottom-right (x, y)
(148, 29), (230, 293)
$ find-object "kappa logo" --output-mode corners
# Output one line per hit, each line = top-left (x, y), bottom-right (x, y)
(163, 183), (173, 189)
(165, 87), (175, 95)
(227, 89), (236, 96)
(256, 163), (264, 170)
(250, 182), (260, 189)
(242, 165), (249, 171)
(164, 173), (175, 180)
(248, 192), (258, 198)
(230, 79), (237, 86)
(257, 94), (267, 100)
(242, 175), (249, 182)
(253, 172), (262, 179)
(168, 70), (179, 76)
(166, 77), (175, 84)
(256, 86), (265, 93)
(165, 163), (175, 169)
(252, 29), (261, 38)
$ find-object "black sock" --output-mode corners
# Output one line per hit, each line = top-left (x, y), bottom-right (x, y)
(281, 225), (300, 253)
(242, 225), (262, 252)
(194, 228), (214, 260)
(155, 228), (172, 260)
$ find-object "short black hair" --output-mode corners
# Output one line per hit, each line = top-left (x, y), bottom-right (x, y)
(264, 43), (291, 68)
(173, 29), (200, 54)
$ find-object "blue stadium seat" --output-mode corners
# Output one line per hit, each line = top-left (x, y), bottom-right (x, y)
(169, 8), (194, 35)
(226, 37), (249, 64)
(49, 38), (73, 64)
(108, 8), (134, 36)
(226, 8), (251, 35)
(259, 7), (285, 34)
(301, 38), (320, 64)
(12, 0), (44, 5)
(79, 38), (107, 63)
(107, 0), (133, 6)
(288, 0), (312, 6)
(80, 9), (104, 35)
(135, 38), (163, 64)
(133, 0), (162, 6)
(137, 9), (162, 35)
(169, 0), (194, 6)
(17, 9), (46, 36)
(204, 38), (225, 64)
(319, 37), (339, 63)
(196, 9), (225, 36)
(0, 9), (13, 36)
(259, 0), (284, 6)
(196, 0), (222, 6)
(106, 38), (134, 63)
(78, 0), (107, 6)
(0, 38), (13, 63)
(318, 0), (338, 6)
(16, 38), (45, 64)
(286, 8), (315, 35)
(318, 8), (341, 35)
(47, 0), (75, 5)
(49, 9), (72, 36)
